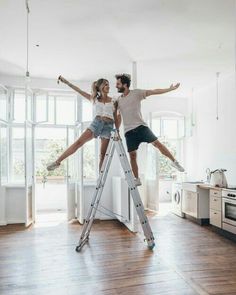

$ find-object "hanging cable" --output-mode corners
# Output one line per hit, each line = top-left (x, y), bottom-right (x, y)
(216, 72), (220, 120)
(25, 0), (30, 81)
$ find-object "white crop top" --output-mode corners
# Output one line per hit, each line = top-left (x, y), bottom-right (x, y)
(93, 99), (115, 120)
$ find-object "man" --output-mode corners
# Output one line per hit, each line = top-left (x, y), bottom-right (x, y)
(114, 73), (184, 186)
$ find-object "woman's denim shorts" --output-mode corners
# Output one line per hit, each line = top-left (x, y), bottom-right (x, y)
(88, 117), (114, 139)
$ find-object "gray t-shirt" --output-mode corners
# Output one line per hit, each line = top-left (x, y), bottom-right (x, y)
(117, 89), (147, 133)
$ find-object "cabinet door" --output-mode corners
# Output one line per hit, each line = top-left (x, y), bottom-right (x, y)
(182, 190), (198, 218)
(210, 196), (221, 211)
(210, 209), (222, 228)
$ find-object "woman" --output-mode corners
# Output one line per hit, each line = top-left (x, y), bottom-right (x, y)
(47, 75), (117, 172)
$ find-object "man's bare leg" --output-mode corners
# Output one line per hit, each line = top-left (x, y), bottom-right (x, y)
(151, 139), (175, 161)
(151, 139), (185, 172)
(129, 150), (139, 178)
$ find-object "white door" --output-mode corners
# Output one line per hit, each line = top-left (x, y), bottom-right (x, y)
(76, 123), (84, 224)
(67, 126), (78, 220)
(0, 85), (8, 123)
(0, 122), (8, 224)
(24, 121), (35, 226)
(66, 124), (84, 223)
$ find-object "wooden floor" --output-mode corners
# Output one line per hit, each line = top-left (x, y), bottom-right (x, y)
(0, 213), (236, 295)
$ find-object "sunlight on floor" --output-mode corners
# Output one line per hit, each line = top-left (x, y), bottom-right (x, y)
(151, 202), (173, 218)
(34, 210), (67, 228)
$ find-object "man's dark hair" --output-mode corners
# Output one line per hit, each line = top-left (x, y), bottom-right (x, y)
(115, 74), (131, 88)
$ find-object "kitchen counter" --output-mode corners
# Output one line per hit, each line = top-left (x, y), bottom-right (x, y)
(198, 184), (223, 190)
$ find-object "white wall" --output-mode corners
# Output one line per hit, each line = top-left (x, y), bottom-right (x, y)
(185, 73), (236, 185)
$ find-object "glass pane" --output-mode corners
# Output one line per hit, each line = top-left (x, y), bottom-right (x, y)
(36, 93), (47, 122)
(82, 99), (93, 122)
(56, 96), (76, 125)
(68, 128), (76, 180)
(178, 118), (185, 138)
(0, 124), (8, 184)
(163, 119), (178, 138)
(35, 127), (67, 179)
(83, 139), (96, 180)
(159, 140), (177, 179)
(48, 96), (55, 124)
(146, 145), (157, 180)
(25, 124), (33, 185)
(26, 90), (33, 121)
(225, 202), (236, 221)
(152, 118), (161, 137)
(0, 87), (7, 121)
(14, 91), (25, 123)
(12, 127), (25, 182)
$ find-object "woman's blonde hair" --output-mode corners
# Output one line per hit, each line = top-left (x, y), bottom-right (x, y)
(91, 78), (108, 102)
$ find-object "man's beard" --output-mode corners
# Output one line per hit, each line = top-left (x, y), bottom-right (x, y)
(117, 87), (125, 93)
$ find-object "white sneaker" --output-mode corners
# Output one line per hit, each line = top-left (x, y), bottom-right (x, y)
(47, 161), (60, 171)
(134, 178), (142, 186)
(171, 160), (185, 172)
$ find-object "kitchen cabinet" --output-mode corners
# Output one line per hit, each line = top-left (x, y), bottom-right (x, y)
(182, 184), (210, 222)
(209, 189), (222, 228)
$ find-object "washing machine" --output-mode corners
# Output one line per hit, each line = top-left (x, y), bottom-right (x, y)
(171, 182), (185, 217)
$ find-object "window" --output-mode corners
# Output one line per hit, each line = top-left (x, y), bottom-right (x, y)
(83, 140), (96, 180)
(13, 90), (25, 123)
(82, 99), (93, 122)
(0, 87), (7, 122)
(35, 92), (48, 122)
(56, 96), (76, 125)
(163, 119), (178, 139)
(147, 115), (185, 180)
(0, 124), (8, 184)
(26, 89), (33, 121)
(35, 128), (67, 179)
(152, 118), (160, 136)
(11, 127), (25, 183)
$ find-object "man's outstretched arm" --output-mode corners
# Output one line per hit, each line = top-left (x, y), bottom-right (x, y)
(146, 83), (180, 97)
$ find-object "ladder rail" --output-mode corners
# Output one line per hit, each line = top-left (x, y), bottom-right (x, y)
(76, 130), (155, 252)
(77, 138), (115, 245)
(117, 137), (155, 240)
(83, 143), (115, 239)
(114, 139), (155, 248)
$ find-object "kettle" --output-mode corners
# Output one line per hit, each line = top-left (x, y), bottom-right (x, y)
(206, 168), (228, 188)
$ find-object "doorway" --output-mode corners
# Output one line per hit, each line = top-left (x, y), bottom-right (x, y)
(148, 114), (185, 215)
(34, 127), (67, 225)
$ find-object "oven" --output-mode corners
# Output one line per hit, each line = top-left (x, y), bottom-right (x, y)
(222, 189), (236, 233)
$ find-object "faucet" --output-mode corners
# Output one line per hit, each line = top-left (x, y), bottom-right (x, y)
(206, 168), (211, 183)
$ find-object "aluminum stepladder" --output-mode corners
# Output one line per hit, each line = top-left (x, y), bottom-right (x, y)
(75, 129), (155, 252)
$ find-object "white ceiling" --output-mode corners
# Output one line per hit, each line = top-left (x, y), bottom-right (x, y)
(0, 0), (235, 96)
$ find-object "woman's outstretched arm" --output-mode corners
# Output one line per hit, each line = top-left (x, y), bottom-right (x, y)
(58, 75), (91, 101)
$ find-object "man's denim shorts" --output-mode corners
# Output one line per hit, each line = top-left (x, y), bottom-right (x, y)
(125, 125), (157, 152)
(88, 117), (114, 139)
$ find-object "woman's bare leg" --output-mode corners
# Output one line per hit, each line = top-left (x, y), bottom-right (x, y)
(56, 129), (94, 164)
(99, 138), (110, 171)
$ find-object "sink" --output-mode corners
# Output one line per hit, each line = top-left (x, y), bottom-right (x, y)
(183, 181), (204, 184)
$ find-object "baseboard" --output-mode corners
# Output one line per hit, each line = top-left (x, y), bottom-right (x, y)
(6, 219), (25, 224)
(0, 221), (7, 226)
(147, 203), (158, 211)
